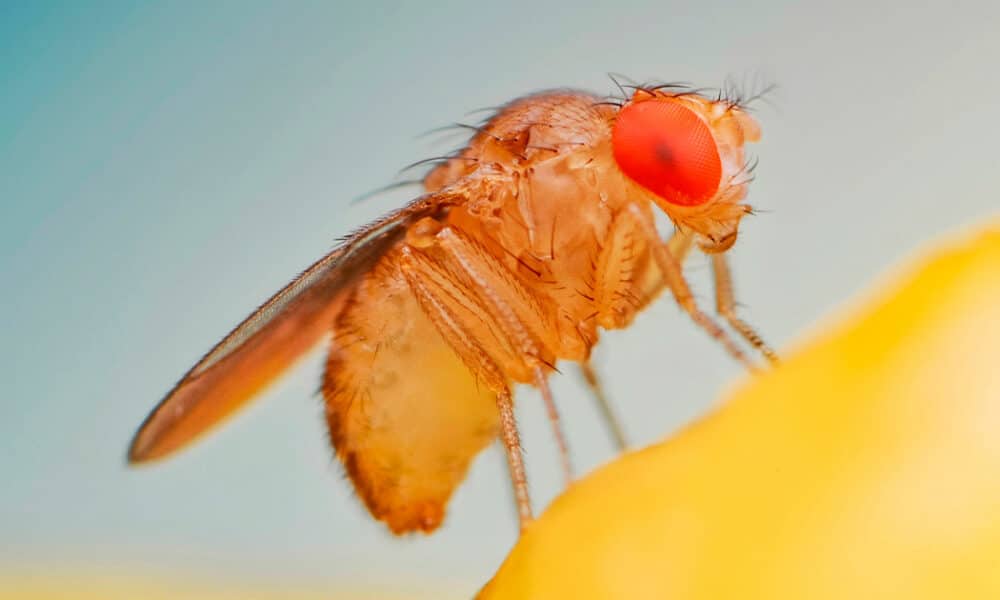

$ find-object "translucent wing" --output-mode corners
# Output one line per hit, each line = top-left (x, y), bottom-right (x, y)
(128, 194), (459, 463)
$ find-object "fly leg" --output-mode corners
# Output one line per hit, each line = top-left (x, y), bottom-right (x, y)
(494, 387), (532, 528)
(666, 227), (695, 263)
(625, 204), (757, 371)
(400, 220), (575, 526)
(534, 368), (573, 486)
(669, 229), (777, 364)
(431, 226), (574, 486)
(582, 216), (702, 450)
(399, 247), (533, 529)
(578, 360), (628, 451)
(710, 253), (779, 365)
(584, 206), (677, 451)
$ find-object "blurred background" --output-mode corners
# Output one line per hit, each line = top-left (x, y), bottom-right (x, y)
(2, 0), (998, 596)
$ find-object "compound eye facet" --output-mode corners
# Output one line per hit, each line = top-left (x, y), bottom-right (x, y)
(612, 99), (722, 206)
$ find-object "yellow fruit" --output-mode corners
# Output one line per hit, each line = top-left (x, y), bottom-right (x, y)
(481, 220), (1000, 599)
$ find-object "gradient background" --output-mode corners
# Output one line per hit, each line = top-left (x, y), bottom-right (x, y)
(2, 0), (998, 596)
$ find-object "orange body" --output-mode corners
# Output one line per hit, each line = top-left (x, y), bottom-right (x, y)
(129, 84), (767, 535)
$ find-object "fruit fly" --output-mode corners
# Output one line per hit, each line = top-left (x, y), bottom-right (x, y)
(128, 80), (777, 535)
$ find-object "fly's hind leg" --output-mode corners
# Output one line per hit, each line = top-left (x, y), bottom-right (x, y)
(430, 226), (574, 487)
(710, 253), (779, 365)
(399, 247), (533, 528)
(400, 220), (576, 527)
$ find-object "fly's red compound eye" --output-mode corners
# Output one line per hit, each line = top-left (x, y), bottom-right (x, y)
(612, 99), (722, 206)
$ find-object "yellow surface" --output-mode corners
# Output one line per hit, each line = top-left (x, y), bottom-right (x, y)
(482, 219), (1000, 599)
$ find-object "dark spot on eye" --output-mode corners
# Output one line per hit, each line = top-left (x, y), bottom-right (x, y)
(655, 142), (673, 164)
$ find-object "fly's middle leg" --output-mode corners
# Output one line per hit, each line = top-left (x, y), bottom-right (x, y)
(578, 360), (628, 451)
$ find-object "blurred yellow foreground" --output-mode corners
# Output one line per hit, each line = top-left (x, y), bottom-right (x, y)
(482, 219), (1000, 598)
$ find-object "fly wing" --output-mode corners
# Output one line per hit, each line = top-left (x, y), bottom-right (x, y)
(128, 193), (460, 463)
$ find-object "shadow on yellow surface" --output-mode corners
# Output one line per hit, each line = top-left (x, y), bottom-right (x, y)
(482, 219), (1000, 599)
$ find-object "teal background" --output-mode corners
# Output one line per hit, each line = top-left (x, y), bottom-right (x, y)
(2, 0), (998, 594)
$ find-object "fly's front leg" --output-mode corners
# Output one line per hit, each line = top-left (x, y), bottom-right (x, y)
(666, 228), (695, 263)
(669, 228), (776, 365)
(710, 253), (779, 365)
(625, 204), (757, 371)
